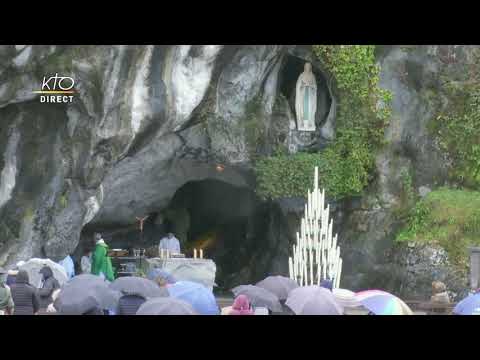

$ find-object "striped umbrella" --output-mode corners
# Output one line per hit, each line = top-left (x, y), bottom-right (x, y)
(355, 290), (413, 315)
(333, 288), (361, 308)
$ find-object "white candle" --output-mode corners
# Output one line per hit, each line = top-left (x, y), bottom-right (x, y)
(303, 259), (307, 287)
(336, 258), (342, 289)
(317, 254), (321, 285)
(289, 257), (293, 279)
(194, 248), (197, 259)
(309, 247), (313, 286)
(200, 249), (203, 259)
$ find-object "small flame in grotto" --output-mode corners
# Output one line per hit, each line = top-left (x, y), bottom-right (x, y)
(186, 230), (219, 257)
(215, 164), (225, 172)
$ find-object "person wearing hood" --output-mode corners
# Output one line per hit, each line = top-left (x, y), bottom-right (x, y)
(91, 233), (115, 282)
(227, 295), (254, 315)
(59, 255), (75, 280)
(10, 270), (40, 315)
(0, 267), (14, 315)
(37, 265), (60, 310)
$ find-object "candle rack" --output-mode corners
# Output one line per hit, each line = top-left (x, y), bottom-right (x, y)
(288, 166), (343, 289)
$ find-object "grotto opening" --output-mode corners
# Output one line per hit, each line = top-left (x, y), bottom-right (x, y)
(77, 179), (292, 290)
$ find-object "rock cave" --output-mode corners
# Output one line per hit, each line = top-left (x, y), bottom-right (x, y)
(77, 178), (291, 290)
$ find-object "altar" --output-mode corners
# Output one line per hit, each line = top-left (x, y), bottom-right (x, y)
(145, 257), (217, 291)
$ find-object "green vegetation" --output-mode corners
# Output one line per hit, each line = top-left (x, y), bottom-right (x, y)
(396, 188), (480, 270)
(255, 45), (392, 200)
(430, 82), (480, 188)
(400, 168), (415, 203)
(243, 96), (267, 160)
(24, 206), (35, 221)
(60, 194), (68, 209)
(255, 153), (323, 199)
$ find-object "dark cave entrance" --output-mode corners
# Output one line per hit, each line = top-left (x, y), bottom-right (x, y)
(77, 179), (290, 290)
(279, 54), (332, 128)
(164, 179), (262, 289)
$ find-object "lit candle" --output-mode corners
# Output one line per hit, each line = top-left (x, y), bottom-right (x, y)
(200, 249), (203, 259)
(194, 248), (197, 259)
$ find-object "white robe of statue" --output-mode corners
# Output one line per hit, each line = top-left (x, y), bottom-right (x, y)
(295, 62), (317, 131)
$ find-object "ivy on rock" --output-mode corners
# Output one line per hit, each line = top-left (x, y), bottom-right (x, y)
(255, 45), (392, 200)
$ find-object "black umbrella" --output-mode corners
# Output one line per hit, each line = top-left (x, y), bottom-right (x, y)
(55, 276), (121, 315)
(136, 298), (197, 315)
(109, 276), (168, 298)
(255, 276), (299, 300)
(231, 285), (282, 312)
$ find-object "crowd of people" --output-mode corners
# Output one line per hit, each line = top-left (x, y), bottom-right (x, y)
(0, 230), (478, 315)
(0, 265), (60, 315)
(0, 232), (120, 315)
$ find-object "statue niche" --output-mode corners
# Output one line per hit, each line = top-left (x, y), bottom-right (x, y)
(295, 62), (317, 132)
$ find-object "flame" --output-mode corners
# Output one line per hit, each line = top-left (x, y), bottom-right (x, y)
(187, 230), (218, 251)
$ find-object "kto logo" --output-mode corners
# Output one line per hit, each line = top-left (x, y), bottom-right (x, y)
(33, 73), (76, 103)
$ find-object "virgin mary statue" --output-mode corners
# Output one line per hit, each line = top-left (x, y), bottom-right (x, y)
(295, 62), (317, 131)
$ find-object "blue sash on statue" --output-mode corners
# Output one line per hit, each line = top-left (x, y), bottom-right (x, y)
(303, 86), (310, 121)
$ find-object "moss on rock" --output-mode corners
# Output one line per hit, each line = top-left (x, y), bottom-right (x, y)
(396, 188), (480, 272)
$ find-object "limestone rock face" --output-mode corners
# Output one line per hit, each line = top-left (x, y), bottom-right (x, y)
(386, 243), (468, 301)
(338, 45), (480, 293)
(0, 45), (333, 271)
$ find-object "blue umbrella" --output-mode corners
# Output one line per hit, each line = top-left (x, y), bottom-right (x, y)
(167, 281), (219, 315)
(453, 293), (480, 315)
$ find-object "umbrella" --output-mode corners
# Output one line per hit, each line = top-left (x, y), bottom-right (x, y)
(168, 281), (219, 315)
(453, 293), (480, 315)
(286, 286), (343, 315)
(68, 274), (108, 284)
(355, 290), (413, 315)
(19, 258), (68, 288)
(55, 276), (121, 314)
(255, 275), (299, 300)
(147, 269), (176, 284)
(333, 288), (361, 308)
(136, 297), (197, 315)
(231, 285), (282, 312)
(110, 276), (168, 298)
